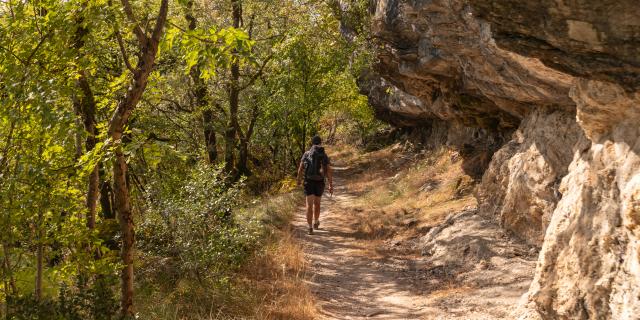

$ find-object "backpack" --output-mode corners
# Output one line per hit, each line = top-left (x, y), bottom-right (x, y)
(303, 146), (326, 182)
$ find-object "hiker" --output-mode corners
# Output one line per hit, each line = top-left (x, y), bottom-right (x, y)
(297, 135), (333, 235)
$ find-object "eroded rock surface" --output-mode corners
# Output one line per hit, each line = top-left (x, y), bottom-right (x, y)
(526, 81), (640, 319)
(364, 0), (575, 129)
(470, 0), (640, 91)
(355, 0), (640, 318)
(476, 108), (585, 245)
(363, 0), (583, 246)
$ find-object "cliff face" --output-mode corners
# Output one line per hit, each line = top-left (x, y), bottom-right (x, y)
(470, 0), (640, 92)
(357, 0), (640, 318)
(362, 0), (583, 245)
(527, 81), (640, 319)
(476, 107), (584, 245)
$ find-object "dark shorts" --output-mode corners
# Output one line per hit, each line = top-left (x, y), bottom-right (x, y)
(304, 180), (325, 197)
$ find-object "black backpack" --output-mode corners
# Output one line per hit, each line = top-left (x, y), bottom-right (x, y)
(303, 146), (325, 182)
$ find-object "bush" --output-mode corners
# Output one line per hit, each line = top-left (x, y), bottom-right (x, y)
(6, 275), (118, 320)
(138, 163), (262, 284)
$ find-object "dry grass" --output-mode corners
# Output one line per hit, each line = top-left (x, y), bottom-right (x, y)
(135, 192), (316, 320)
(241, 193), (317, 320)
(333, 143), (477, 242)
(247, 229), (315, 320)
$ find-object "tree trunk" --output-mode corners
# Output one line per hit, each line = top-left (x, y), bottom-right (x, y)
(225, 65), (240, 174)
(35, 209), (43, 302)
(235, 104), (258, 176)
(98, 167), (118, 249)
(70, 7), (109, 260)
(113, 143), (134, 316)
(1, 127), (17, 300)
(74, 117), (84, 159)
(202, 109), (217, 163)
(2, 242), (16, 295)
(301, 124), (307, 157)
(108, 0), (168, 316)
(186, 1), (218, 164)
(77, 72), (99, 230)
(73, 9), (100, 230)
(99, 172), (115, 220)
(238, 139), (249, 176)
(224, 0), (242, 174)
(2, 275), (8, 316)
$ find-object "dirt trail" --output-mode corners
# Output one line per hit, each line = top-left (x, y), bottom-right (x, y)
(294, 172), (425, 319)
(294, 166), (538, 319)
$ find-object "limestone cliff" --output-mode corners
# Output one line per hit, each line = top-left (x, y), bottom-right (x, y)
(354, 0), (640, 318)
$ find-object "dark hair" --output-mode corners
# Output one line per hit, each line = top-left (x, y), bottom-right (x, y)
(311, 135), (322, 145)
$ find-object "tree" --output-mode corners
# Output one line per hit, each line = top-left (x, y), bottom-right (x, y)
(107, 0), (169, 316)
(223, 0), (243, 175)
(185, 0), (218, 164)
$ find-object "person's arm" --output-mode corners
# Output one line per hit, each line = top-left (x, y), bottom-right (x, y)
(326, 163), (334, 194)
(296, 160), (304, 185)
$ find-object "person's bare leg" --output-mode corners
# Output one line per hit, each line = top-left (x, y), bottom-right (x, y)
(306, 195), (315, 228)
(313, 196), (321, 226)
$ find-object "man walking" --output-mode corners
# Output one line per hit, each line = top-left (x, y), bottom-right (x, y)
(297, 135), (333, 235)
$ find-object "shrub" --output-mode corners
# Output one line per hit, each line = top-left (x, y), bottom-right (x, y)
(6, 275), (118, 320)
(138, 164), (261, 284)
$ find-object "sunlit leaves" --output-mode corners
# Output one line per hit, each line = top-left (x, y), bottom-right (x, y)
(0, 0), (379, 315)
(163, 25), (254, 80)
(0, 0), (124, 308)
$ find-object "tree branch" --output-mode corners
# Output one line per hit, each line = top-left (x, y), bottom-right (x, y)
(115, 30), (135, 73)
(150, 0), (169, 45)
(120, 0), (148, 46)
(17, 31), (52, 83)
(24, 31), (51, 67)
(108, 0), (169, 136)
(0, 45), (26, 65)
(239, 54), (273, 91)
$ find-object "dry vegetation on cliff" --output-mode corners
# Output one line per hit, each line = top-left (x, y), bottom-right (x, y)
(333, 143), (476, 241)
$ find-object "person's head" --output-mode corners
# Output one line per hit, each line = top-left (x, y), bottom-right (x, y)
(311, 135), (322, 146)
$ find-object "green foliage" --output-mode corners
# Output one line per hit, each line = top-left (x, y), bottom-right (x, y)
(138, 164), (260, 282)
(163, 25), (254, 80)
(6, 276), (118, 320)
(0, 0), (380, 317)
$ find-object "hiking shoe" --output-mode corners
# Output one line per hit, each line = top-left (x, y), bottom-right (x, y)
(308, 227), (314, 235)
(313, 221), (320, 230)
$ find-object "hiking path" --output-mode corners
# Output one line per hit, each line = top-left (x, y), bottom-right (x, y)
(292, 163), (538, 320)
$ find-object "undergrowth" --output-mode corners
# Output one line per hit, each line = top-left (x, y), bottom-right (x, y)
(135, 175), (315, 320)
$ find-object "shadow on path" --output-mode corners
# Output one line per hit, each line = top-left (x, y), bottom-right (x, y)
(293, 174), (427, 319)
